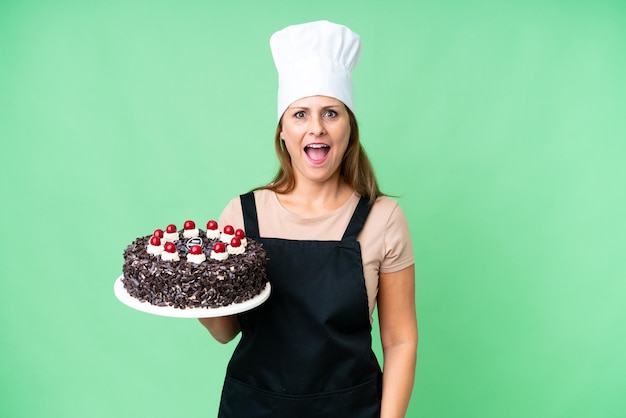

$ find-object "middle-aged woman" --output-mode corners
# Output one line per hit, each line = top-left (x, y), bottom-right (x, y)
(199, 20), (418, 418)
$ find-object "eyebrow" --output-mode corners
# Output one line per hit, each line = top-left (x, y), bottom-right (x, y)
(287, 105), (342, 111)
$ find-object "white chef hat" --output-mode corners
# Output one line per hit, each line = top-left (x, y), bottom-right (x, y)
(270, 20), (362, 120)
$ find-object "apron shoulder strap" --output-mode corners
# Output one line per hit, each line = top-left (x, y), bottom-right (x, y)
(240, 192), (260, 239)
(342, 196), (374, 242)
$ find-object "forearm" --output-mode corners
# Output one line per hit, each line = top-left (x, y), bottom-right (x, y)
(377, 265), (417, 417)
(380, 341), (417, 418)
(198, 316), (240, 344)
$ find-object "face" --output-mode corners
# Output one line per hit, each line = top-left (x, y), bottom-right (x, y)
(280, 96), (351, 186)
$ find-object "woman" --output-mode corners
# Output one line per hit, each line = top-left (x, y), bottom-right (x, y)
(199, 20), (417, 418)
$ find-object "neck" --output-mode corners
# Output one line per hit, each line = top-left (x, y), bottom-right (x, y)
(277, 176), (354, 218)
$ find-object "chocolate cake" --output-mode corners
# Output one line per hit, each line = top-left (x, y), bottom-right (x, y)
(121, 221), (268, 310)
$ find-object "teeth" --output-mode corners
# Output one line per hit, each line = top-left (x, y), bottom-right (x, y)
(306, 144), (329, 148)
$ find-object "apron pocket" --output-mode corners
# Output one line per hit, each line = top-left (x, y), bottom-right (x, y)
(219, 376), (381, 418)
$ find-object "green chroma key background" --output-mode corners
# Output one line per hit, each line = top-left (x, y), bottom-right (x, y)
(1, 0), (624, 417)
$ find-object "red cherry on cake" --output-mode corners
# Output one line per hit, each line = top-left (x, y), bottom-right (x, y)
(230, 237), (241, 248)
(206, 220), (218, 230)
(150, 236), (161, 246)
(166, 224), (177, 233)
(223, 225), (235, 235)
(235, 229), (246, 239)
(189, 245), (202, 255)
(213, 242), (226, 253)
(164, 242), (176, 253)
(184, 220), (195, 230)
(153, 229), (164, 238)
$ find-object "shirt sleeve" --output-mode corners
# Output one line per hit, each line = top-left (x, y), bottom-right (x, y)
(218, 197), (245, 232)
(379, 202), (415, 274)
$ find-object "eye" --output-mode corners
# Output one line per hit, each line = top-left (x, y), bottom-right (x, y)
(323, 109), (338, 118)
(294, 111), (306, 119)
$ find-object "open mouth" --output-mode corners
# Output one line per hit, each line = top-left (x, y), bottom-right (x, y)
(304, 143), (330, 163)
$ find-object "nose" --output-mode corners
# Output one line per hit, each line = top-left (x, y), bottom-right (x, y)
(308, 115), (326, 136)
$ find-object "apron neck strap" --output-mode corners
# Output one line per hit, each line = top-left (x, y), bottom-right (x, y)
(342, 196), (374, 242)
(240, 192), (374, 242)
(240, 192), (260, 239)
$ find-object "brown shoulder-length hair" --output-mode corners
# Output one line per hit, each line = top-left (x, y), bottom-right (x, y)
(253, 107), (383, 202)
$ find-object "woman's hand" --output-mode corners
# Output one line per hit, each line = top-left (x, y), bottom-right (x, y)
(198, 316), (241, 344)
(377, 264), (418, 418)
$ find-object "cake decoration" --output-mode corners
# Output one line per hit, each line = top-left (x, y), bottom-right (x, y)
(228, 237), (245, 255)
(221, 224), (236, 244)
(121, 220), (268, 310)
(185, 236), (203, 249)
(147, 235), (164, 255)
(163, 224), (178, 241)
(186, 244), (206, 264)
(211, 241), (228, 261)
(161, 242), (180, 261)
(183, 220), (199, 238)
(235, 228), (248, 248)
(206, 220), (220, 239)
